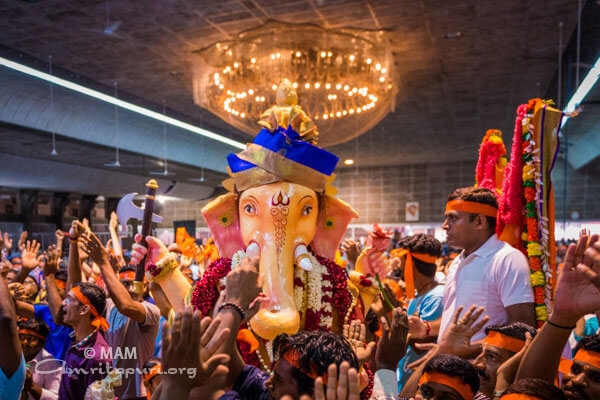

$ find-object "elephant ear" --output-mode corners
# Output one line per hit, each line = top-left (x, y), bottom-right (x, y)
(312, 195), (359, 260)
(201, 192), (245, 259)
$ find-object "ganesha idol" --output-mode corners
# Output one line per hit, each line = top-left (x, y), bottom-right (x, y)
(139, 81), (367, 371)
(191, 80), (365, 354)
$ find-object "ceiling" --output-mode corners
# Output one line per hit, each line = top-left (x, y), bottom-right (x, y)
(0, 0), (599, 201)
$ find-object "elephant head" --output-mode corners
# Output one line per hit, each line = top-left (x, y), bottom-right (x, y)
(202, 183), (358, 340)
(201, 79), (358, 340)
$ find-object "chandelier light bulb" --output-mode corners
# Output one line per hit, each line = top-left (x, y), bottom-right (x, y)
(193, 21), (396, 146)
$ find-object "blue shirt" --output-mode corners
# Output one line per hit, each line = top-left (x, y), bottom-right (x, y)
(34, 304), (74, 360)
(0, 355), (25, 400)
(398, 284), (444, 391)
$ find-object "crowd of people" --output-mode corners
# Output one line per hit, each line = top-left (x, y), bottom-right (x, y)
(0, 185), (599, 400)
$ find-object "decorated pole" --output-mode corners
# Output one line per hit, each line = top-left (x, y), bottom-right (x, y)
(116, 179), (162, 296)
(134, 179), (159, 295)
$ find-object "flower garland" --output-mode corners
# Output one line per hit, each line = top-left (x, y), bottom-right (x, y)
(475, 129), (506, 195)
(497, 104), (528, 243)
(520, 99), (547, 328)
(191, 258), (232, 316)
(360, 363), (374, 400)
(193, 254), (356, 370)
(316, 255), (356, 326)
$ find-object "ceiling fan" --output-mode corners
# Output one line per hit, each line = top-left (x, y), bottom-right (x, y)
(150, 103), (176, 176)
(85, 0), (123, 38)
(187, 167), (206, 183)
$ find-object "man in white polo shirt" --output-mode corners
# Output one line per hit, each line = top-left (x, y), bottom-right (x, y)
(439, 186), (535, 342)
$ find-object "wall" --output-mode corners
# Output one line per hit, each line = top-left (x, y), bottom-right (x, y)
(157, 157), (600, 232)
(334, 161), (477, 224)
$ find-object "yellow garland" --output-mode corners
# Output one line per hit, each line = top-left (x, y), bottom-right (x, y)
(530, 270), (546, 287)
(527, 242), (542, 257)
(535, 305), (547, 321)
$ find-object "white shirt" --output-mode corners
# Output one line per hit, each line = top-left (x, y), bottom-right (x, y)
(439, 234), (534, 341)
(28, 348), (61, 400)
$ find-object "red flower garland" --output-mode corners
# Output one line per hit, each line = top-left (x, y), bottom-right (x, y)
(497, 104), (528, 238)
(191, 258), (232, 315)
(360, 363), (374, 400)
(475, 129), (506, 193)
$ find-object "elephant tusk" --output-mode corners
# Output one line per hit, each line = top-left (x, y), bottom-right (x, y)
(294, 244), (313, 271)
(246, 242), (261, 259)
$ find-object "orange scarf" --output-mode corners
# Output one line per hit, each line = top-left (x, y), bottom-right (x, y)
(400, 249), (438, 300)
(72, 286), (110, 331)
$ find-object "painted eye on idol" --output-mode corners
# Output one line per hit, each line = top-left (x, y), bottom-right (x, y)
(243, 203), (256, 214)
(301, 205), (313, 216)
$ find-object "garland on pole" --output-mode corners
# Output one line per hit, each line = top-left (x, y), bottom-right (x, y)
(497, 98), (563, 328)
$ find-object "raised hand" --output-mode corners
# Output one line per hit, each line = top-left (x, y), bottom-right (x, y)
(161, 307), (230, 392)
(55, 229), (65, 241)
(312, 361), (360, 400)
(3, 232), (13, 254)
(224, 256), (262, 317)
(376, 307), (409, 371)
(18, 231), (28, 252)
(43, 245), (60, 276)
(551, 235), (600, 326)
(80, 232), (109, 267)
(82, 218), (91, 232)
(109, 211), (119, 231)
(130, 234), (169, 267)
(342, 239), (361, 266)
(21, 239), (42, 271)
(437, 305), (489, 358)
(343, 320), (376, 365)
(69, 220), (87, 240)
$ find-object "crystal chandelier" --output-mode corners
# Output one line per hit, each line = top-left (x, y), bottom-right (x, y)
(193, 20), (397, 147)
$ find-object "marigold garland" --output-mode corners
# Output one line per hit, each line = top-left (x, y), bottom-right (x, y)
(519, 99), (548, 328)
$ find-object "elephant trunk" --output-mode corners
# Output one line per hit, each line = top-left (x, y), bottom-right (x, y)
(248, 240), (300, 340)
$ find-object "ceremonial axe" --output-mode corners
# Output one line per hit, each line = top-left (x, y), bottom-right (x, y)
(117, 179), (163, 295)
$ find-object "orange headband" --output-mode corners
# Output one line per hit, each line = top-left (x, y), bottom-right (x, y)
(445, 199), (498, 218)
(71, 286), (110, 331)
(558, 357), (573, 375)
(574, 349), (600, 369)
(119, 271), (136, 281)
(55, 279), (67, 290)
(18, 329), (45, 340)
(143, 365), (162, 382)
(419, 371), (474, 400)
(282, 350), (328, 383)
(400, 249), (438, 301)
(500, 395), (541, 400)
(485, 331), (526, 354)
